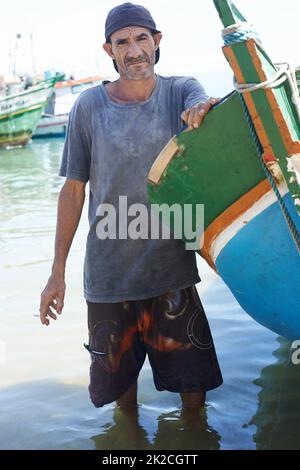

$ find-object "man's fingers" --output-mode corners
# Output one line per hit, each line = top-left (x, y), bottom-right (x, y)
(208, 97), (218, 106)
(182, 97), (221, 130)
(39, 294), (49, 325)
(40, 310), (49, 326)
(186, 107), (195, 128)
(181, 109), (189, 121)
(47, 307), (57, 320)
(56, 297), (64, 314)
(39, 293), (60, 326)
(39, 307), (56, 326)
(39, 276), (66, 326)
(50, 299), (63, 314)
(193, 99), (218, 128)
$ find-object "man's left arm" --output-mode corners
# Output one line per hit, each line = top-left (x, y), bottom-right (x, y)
(181, 78), (219, 130)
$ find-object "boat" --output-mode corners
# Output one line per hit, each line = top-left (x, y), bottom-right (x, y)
(147, 0), (300, 340)
(0, 77), (56, 148)
(33, 76), (103, 138)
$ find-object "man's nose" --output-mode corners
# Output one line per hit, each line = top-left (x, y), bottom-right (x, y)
(127, 41), (142, 58)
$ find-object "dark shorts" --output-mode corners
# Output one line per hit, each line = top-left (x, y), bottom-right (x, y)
(86, 286), (223, 407)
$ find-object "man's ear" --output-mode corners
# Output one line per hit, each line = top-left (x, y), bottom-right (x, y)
(103, 42), (114, 59)
(153, 32), (162, 50)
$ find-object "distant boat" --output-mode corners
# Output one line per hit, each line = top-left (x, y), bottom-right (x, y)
(33, 76), (103, 138)
(148, 0), (300, 340)
(0, 78), (56, 148)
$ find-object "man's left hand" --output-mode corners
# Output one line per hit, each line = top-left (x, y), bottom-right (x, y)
(181, 97), (220, 130)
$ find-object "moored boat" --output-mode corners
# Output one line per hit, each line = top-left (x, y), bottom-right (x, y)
(0, 78), (55, 148)
(33, 76), (103, 138)
(147, 0), (300, 340)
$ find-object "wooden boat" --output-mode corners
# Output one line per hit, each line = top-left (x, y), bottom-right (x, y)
(148, 0), (300, 340)
(33, 76), (103, 138)
(0, 78), (55, 148)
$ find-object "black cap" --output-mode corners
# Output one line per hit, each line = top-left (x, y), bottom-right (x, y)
(105, 2), (161, 71)
(105, 3), (161, 40)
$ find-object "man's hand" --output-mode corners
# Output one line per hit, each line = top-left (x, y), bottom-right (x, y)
(39, 274), (66, 326)
(181, 97), (220, 130)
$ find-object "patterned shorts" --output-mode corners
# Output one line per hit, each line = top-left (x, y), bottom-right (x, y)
(85, 286), (223, 407)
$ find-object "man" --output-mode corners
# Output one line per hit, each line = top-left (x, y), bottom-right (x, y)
(39, 3), (223, 411)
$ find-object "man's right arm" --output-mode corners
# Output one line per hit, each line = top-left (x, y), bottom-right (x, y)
(39, 178), (86, 326)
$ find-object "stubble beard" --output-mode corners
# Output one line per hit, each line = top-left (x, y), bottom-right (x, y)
(125, 63), (155, 81)
(120, 51), (156, 81)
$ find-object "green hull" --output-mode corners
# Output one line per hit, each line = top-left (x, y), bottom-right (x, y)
(0, 106), (44, 147)
(148, 92), (265, 236)
(0, 83), (54, 148)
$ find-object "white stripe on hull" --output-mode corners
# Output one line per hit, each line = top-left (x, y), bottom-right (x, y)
(34, 114), (68, 136)
(210, 182), (289, 263)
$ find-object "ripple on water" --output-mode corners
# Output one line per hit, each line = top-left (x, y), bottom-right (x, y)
(1, 139), (300, 450)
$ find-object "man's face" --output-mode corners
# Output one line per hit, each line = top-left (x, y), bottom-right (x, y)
(104, 26), (161, 80)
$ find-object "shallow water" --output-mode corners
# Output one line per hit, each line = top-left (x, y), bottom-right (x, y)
(0, 139), (299, 450)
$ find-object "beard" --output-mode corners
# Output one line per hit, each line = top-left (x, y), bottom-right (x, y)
(119, 51), (156, 80)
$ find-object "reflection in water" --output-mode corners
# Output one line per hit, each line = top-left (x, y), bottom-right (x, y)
(91, 405), (221, 450)
(91, 407), (151, 450)
(154, 408), (221, 450)
(250, 337), (300, 450)
(3, 139), (299, 450)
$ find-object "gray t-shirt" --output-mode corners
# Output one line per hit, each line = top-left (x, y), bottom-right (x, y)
(59, 74), (208, 302)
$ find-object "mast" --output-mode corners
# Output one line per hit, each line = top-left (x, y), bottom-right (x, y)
(13, 33), (22, 77)
(213, 0), (246, 27)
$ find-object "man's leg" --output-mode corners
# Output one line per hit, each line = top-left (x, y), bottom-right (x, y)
(144, 286), (222, 408)
(180, 391), (206, 409)
(86, 301), (146, 408)
(116, 381), (138, 409)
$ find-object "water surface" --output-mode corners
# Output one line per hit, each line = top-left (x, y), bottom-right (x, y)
(0, 139), (299, 450)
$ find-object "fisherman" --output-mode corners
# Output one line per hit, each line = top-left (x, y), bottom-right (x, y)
(39, 2), (223, 411)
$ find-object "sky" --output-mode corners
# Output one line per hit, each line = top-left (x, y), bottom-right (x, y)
(0, 0), (299, 96)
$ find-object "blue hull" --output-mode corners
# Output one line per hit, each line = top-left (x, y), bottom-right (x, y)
(215, 194), (300, 340)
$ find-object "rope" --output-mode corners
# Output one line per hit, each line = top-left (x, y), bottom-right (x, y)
(221, 21), (300, 250)
(222, 22), (261, 46)
(239, 94), (300, 252)
(235, 64), (287, 93)
(275, 62), (300, 123)
(222, 22), (300, 123)
(234, 63), (300, 124)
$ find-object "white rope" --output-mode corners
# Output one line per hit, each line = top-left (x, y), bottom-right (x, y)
(276, 63), (300, 120)
(221, 21), (262, 46)
(221, 22), (300, 126)
(235, 63), (300, 123)
(222, 22), (254, 35)
(235, 64), (289, 93)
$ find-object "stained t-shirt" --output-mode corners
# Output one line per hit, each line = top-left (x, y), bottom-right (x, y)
(59, 74), (208, 302)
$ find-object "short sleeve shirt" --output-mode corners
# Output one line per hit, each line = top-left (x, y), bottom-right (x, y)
(59, 75), (208, 302)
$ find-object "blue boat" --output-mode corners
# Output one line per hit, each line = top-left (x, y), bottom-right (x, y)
(148, 0), (300, 340)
